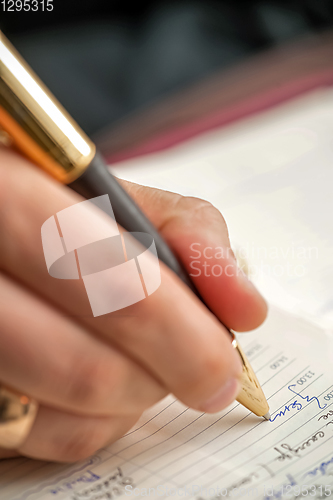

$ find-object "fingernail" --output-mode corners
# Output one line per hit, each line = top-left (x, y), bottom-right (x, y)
(199, 378), (241, 413)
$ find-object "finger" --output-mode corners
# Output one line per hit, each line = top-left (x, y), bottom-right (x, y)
(0, 148), (242, 413)
(0, 449), (20, 459)
(117, 179), (268, 331)
(18, 405), (139, 462)
(0, 271), (167, 416)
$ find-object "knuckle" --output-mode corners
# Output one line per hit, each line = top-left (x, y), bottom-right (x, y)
(63, 356), (119, 412)
(178, 196), (213, 212)
(177, 196), (226, 226)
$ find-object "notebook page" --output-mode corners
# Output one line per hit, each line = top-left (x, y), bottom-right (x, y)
(1, 307), (333, 500)
(110, 87), (333, 330)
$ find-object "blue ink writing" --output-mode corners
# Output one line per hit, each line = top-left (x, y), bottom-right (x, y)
(270, 401), (302, 422)
(288, 384), (327, 410)
(50, 470), (100, 495)
(270, 384), (326, 422)
(304, 455), (333, 478)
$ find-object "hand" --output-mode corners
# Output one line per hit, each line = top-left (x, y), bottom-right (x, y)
(0, 147), (267, 462)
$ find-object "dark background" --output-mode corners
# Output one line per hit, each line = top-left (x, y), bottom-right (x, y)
(2, 1), (333, 137)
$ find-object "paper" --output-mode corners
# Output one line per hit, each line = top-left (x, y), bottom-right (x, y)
(1, 307), (333, 500)
(111, 87), (333, 330)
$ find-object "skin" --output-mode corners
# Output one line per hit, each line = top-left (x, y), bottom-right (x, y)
(0, 147), (267, 462)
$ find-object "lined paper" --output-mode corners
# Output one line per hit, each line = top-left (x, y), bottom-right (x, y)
(1, 307), (333, 500)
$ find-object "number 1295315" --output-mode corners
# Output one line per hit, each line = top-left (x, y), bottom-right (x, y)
(1, 0), (53, 11)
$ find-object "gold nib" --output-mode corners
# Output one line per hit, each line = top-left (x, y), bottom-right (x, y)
(231, 333), (270, 418)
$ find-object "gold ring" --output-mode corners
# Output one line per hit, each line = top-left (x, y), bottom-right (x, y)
(0, 385), (38, 449)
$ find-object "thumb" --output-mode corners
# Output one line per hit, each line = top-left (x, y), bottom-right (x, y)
(118, 179), (267, 331)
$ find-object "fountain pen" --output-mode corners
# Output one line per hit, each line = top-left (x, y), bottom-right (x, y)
(0, 31), (270, 420)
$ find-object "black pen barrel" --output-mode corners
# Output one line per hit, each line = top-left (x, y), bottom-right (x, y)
(69, 152), (196, 293)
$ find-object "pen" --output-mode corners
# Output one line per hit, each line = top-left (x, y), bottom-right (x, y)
(0, 31), (270, 420)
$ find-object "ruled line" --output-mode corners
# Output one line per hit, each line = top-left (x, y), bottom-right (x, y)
(131, 359), (305, 487)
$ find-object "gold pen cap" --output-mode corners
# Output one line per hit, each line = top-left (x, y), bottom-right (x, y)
(0, 31), (95, 183)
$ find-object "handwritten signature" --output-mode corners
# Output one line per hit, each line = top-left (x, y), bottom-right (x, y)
(270, 385), (327, 422)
